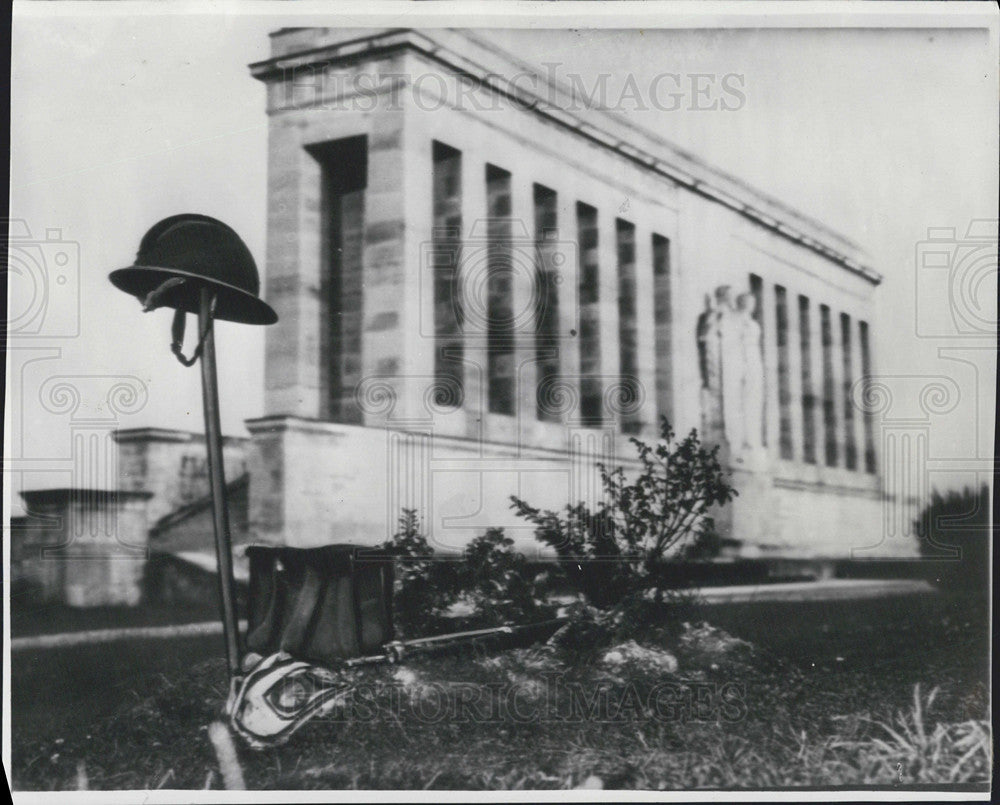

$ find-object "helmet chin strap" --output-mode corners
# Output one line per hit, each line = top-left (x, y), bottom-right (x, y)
(140, 277), (218, 367)
(171, 293), (218, 367)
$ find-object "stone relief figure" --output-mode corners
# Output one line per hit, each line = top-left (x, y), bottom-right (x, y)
(696, 293), (719, 391)
(697, 284), (766, 460)
(716, 286), (745, 452)
(736, 292), (765, 452)
(696, 289), (725, 439)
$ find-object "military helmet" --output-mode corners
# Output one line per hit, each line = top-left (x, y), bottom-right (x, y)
(109, 213), (277, 325)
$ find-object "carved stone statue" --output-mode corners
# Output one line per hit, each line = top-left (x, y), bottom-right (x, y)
(696, 293), (717, 393)
(716, 286), (744, 452)
(696, 289), (725, 441)
(736, 292), (765, 451)
(697, 284), (766, 462)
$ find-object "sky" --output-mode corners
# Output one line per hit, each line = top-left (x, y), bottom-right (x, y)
(6, 3), (998, 515)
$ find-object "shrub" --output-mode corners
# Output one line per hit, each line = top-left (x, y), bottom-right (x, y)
(453, 527), (555, 626)
(382, 513), (553, 636)
(914, 485), (991, 591)
(379, 509), (458, 637)
(511, 417), (736, 608)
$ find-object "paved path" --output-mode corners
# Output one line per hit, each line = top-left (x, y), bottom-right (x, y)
(696, 577), (935, 604)
(11, 578), (935, 651)
(11, 619), (248, 651)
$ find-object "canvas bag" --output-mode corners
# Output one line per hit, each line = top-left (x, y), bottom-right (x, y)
(245, 544), (394, 667)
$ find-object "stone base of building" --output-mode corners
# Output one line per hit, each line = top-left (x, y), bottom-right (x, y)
(13, 488), (153, 607)
(246, 416), (917, 560)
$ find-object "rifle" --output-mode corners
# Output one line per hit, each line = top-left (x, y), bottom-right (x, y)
(229, 616), (568, 748)
(343, 617), (568, 668)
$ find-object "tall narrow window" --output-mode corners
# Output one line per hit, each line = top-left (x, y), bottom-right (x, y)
(432, 142), (463, 407)
(312, 135), (367, 423)
(577, 203), (602, 425)
(616, 219), (640, 434)
(749, 273), (766, 446)
(859, 320), (877, 473)
(486, 165), (514, 415)
(840, 312), (857, 470)
(652, 234), (672, 428)
(775, 285), (793, 459)
(798, 295), (816, 463)
(534, 185), (561, 422)
(820, 304), (838, 467)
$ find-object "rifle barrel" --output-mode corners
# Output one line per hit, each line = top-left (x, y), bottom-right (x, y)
(343, 618), (567, 668)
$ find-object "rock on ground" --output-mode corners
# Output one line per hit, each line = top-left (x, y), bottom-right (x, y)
(601, 640), (679, 674)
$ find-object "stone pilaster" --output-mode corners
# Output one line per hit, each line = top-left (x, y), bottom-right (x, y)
(361, 113), (409, 427)
(460, 145), (488, 440)
(400, 105), (436, 425)
(633, 226), (658, 441)
(264, 120), (317, 417)
(829, 307), (846, 470)
(511, 172), (538, 447)
(786, 288), (804, 464)
(810, 297), (826, 467)
(597, 207), (620, 432)
(554, 201), (582, 427)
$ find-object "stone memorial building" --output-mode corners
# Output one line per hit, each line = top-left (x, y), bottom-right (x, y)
(245, 28), (902, 560)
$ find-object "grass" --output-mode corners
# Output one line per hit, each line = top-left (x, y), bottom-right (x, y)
(11, 598), (221, 637)
(11, 590), (990, 790)
(829, 685), (992, 785)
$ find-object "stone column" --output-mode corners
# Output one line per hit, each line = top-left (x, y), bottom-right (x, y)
(829, 308), (846, 470)
(786, 289), (804, 464)
(672, 207), (705, 439)
(460, 144), (488, 440)
(597, 208), (620, 433)
(401, 109), (436, 425)
(809, 298), (826, 467)
(632, 226), (659, 441)
(264, 118), (318, 418)
(554, 197), (582, 426)
(511, 172), (538, 445)
(361, 112), (409, 428)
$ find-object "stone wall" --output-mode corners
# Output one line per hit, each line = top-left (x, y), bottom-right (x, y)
(148, 475), (250, 554)
(245, 415), (629, 556)
(16, 489), (152, 606)
(245, 415), (906, 559)
(113, 428), (247, 527)
(247, 28), (908, 561)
